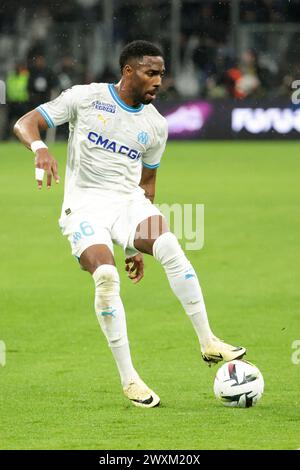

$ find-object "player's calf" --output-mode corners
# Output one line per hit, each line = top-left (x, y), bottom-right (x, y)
(93, 264), (141, 390)
(152, 232), (246, 364)
(152, 232), (214, 345)
(93, 264), (127, 348)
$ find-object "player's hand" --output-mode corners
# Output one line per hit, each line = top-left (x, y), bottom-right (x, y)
(125, 254), (144, 284)
(35, 148), (60, 190)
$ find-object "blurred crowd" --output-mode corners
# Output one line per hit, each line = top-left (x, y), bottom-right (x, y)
(1, 0), (300, 138)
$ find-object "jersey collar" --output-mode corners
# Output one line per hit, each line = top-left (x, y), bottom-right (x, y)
(108, 84), (144, 113)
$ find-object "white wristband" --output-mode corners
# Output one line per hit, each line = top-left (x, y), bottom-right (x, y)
(35, 168), (45, 181)
(31, 140), (48, 153)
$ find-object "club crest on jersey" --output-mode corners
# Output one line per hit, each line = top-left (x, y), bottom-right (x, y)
(92, 100), (116, 113)
(137, 131), (149, 145)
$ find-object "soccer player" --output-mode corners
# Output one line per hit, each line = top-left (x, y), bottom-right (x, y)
(14, 40), (246, 408)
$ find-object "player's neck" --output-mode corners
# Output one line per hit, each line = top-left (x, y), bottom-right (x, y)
(114, 80), (141, 108)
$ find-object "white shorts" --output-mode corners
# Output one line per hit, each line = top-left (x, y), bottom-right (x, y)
(58, 190), (162, 259)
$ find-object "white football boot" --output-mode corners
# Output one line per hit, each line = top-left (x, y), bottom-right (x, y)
(201, 336), (246, 366)
(123, 377), (160, 408)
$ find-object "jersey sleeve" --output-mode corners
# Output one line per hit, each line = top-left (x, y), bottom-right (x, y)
(36, 86), (81, 127)
(142, 118), (168, 169)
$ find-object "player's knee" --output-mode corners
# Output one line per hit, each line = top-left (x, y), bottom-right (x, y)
(93, 264), (120, 305)
(153, 232), (189, 275)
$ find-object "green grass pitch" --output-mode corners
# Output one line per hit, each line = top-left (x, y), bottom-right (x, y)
(0, 141), (299, 450)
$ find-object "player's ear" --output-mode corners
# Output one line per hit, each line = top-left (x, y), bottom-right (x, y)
(123, 64), (133, 77)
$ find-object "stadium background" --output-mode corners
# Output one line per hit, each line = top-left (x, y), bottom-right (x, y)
(0, 0), (299, 450)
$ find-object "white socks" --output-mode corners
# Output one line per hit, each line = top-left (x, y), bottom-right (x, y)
(153, 232), (213, 348)
(93, 264), (138, 387)
(92, 233), (213, 387)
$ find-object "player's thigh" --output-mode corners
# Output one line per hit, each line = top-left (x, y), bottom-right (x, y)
(80, 244), (115, 274)
(111, 196), (168, 256)
(134, 214), (169, 255)
(59, 210), (114, 273)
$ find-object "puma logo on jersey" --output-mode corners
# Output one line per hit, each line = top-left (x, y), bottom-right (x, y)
(87, 131), (142, 161)
(98, 113), (107, 125)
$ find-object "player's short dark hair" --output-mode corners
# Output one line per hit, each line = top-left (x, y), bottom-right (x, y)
(119, 40), (163, 73)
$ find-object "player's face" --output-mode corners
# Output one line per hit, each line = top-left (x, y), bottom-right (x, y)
(129, 56), (165, 105)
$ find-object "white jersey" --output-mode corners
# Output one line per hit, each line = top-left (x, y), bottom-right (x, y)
(37, 82), (168, 205)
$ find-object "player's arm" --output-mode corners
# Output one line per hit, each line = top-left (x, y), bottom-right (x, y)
(14, 110), (60, 189)
(124, 167), (157, 284)
(139, 166), (157, 203)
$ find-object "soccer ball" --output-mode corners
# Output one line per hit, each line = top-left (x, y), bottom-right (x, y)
(213, 360), (264, 408)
